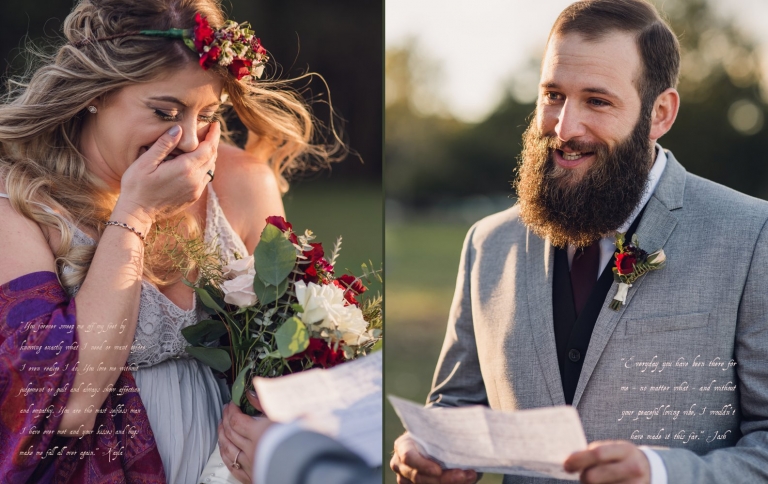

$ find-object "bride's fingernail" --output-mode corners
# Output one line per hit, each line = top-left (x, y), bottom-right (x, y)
(248, 390), (257, 398)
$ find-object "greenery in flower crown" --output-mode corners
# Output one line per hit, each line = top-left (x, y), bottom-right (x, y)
(129, 13), (269, 81)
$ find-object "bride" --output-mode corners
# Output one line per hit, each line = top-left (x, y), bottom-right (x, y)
(0, 0), (333, 482)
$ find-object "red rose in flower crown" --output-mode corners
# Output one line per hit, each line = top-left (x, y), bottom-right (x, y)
(228, 58), (253, 80)
(199, 45), (221, 69)
(193, 12), (215, 51)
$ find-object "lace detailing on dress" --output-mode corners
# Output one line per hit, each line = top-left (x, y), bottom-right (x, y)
(6, 187), (248, 368)
(204, 187), (248, 265)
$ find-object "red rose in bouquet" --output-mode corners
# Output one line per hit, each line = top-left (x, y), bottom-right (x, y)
(335, 274), (367, 306)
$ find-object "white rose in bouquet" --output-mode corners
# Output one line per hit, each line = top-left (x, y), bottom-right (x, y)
(220, 256), (258, 308)
(222, 254), (255, 277)
(294, 280), (372, 345)
(333, 305), (372, 346)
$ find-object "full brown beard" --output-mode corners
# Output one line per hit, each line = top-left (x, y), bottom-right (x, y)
(513, 112), (654, 248)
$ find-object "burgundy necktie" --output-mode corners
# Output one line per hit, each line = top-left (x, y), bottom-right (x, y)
(570, 240), (601, 318)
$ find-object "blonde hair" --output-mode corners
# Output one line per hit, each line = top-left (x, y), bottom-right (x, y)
(0, 0), (336, 293)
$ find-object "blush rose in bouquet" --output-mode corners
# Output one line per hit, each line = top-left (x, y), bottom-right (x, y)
(180, 216), (382, 413)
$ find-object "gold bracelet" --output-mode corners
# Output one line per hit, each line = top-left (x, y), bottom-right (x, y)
(104, 220), (147, 242)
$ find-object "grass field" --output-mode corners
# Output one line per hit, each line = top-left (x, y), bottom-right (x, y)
(385, 218), (504, 484)
(283, 179), (382, 296)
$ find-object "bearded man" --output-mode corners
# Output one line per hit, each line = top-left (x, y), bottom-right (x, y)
(390, 1), (768, 483)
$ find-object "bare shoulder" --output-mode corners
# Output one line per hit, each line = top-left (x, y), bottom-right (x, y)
(0, 189), (58, 287)
(213, 143), (286, 253)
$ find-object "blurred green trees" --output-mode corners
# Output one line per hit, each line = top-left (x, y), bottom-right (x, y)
(385, 0), (768, 206)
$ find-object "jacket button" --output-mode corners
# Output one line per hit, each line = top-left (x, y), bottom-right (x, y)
(568, 349), (581, 362)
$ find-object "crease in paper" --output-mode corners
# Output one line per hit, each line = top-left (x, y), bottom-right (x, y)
(389, 395), (587, 481)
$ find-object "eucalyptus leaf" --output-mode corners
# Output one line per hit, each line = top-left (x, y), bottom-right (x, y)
(231, 363), (253, 409)
(254, 224), (296, 286)
(181, 319), (228, 346)
(253, 275), (289, 305)
(185, 346), (231, 372)
(371, 339), (383, 352)
(276, 316), (309, 358)
(193, 287), (225, 313)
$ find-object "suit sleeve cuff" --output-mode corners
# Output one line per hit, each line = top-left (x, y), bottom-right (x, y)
(254, 422), (303, 484)
(639, 447), (668, 484)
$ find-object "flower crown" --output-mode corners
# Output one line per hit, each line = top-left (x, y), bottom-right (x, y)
(73, 13), (268, 81)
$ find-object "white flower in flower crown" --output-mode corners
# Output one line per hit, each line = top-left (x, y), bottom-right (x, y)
(294, 281), (372, 345)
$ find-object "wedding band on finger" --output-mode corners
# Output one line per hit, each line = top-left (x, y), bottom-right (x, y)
(206, 169), (215, 182)
(232, 449), (242, 470)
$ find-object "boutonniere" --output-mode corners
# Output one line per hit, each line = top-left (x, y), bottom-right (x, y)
(610, 233), (666, 310)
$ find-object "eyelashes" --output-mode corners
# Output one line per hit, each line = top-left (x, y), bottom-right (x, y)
(153, 109), (217, 124)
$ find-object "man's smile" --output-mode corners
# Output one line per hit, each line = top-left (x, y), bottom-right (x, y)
(553, 148), (595, 169)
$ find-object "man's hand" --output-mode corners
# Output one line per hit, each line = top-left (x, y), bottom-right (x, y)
(564, 441), (651, 484)
(391, 432), (478, 484)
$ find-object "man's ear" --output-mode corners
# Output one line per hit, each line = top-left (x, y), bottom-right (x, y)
(649, 88), (680, 142)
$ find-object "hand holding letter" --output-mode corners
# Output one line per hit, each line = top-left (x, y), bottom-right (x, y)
(391, 433), (478, 484)
(564, 441), (650, 484)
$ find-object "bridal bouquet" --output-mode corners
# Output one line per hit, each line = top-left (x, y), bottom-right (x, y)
(181, 216), (382, 413)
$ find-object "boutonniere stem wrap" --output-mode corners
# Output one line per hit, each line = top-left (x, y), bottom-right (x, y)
(610, 233), (666, 310)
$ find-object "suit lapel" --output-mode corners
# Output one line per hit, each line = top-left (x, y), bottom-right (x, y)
(525, 230), (566, 405)
(571, 152), (686, 407)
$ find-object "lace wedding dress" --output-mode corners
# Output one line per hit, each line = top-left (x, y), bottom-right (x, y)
(0, 186), (247, 484)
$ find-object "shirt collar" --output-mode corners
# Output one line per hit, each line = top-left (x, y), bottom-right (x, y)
(615, 143), (667, 234)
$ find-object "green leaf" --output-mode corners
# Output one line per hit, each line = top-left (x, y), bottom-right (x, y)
(291, 303), (305, 313)
(370, 339), (383, 352)
(254, 224), (296, 286)
(276, 316), (309, 358)
(193, 287), (225, 313)
(185, 347), (231, 372)
(231, 363), (253, 409)
(253, 275), (289, 305)
(181, 319), (228, 345)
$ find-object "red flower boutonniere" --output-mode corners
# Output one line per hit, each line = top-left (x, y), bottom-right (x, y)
(610, 233), (666, 310)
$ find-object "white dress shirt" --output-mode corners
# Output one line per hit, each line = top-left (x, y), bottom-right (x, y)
(566, 144), (669, 484)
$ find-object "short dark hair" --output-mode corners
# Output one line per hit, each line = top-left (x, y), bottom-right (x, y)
(549, 0), (680, 111)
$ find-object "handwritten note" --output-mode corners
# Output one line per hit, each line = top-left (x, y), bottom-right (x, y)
(616, 354), (738, 446)
(12, 318), (146, 462)
(389, 396), (587, 481)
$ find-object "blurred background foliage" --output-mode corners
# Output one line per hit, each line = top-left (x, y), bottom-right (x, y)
(0, 0), (382, 295)
(385, 0), (768, 482)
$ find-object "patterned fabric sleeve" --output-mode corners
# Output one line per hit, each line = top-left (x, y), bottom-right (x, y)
(0, 271), (166, 483)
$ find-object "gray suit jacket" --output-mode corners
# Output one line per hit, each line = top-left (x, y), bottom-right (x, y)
(427, 151), (768, 483)
(264, 430), (381, 484)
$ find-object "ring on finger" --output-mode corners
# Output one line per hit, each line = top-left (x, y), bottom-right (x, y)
(232, 449), (242, 470)
(206, 169), (215, 182)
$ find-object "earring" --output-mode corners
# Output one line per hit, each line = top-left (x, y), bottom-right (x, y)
(87, 106), (98, 114)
